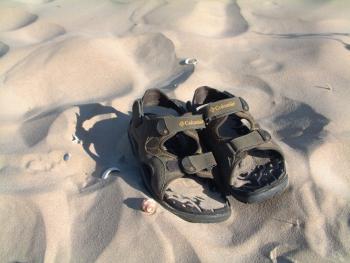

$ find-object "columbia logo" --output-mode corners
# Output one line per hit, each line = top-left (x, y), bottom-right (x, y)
(209, 101), (235, 113)
(179, 119), (204, 127)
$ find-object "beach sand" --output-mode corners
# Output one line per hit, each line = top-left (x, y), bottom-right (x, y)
(0, 0), (350, 262)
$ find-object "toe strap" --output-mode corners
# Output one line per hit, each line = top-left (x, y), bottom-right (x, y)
(181, 152), (217, 177)
(230, 129), (272, 153)
(152, 152), (217, 199)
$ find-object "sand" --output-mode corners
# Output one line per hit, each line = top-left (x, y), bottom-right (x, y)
(0, 0), (350, 262)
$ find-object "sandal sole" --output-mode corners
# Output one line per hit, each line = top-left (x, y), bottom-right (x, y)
(230, 174), (289, 203)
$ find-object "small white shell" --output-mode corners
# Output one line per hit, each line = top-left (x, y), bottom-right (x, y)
(184, 58), (198, 65)
(101, 167), (120, 180)
(141, 198), (157, 215)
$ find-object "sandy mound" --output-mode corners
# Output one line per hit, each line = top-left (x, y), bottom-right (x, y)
(0, 7), (37, 32)
(1, 20), (65, 45)
(0, 32), (193, 123)
(144, 0), (248, 37)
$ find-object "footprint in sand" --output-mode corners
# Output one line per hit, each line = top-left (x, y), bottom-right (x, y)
(0, 33), (188, 122)
(249, 56), (283, 74)
(309, 136), (350, 200)
(0, 36), (133, 122)
(0, 7), (38, 32)
(228, 75), (276, 119)
(297, 182), (337, 258)
(0, 196), (45, 262)
(143, 0), (248, 37)
(0, 41), (9, 57)
(2, 20), (66, 45)
(121, 32), (194, 90)
(24, 150), (66, 173)
(293, 136), (350, 259)
(0, 6), (65, 54)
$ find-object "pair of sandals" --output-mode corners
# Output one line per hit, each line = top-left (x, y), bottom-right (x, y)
(128, 87), (288, 223)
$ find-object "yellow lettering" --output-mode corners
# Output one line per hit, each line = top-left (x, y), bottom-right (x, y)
(179, 119), (204, 127)
(209, 101), (235, 113)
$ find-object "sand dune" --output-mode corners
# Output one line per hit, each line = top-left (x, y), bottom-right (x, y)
(0, 0), (350, 262)
(1, 20), (65, 46)
(0, 7), (38, 32)
(144, 0), (248, 37)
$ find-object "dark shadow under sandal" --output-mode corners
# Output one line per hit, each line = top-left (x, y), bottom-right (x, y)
(128, 89), (231, 223)
(192, 86), (288, 203)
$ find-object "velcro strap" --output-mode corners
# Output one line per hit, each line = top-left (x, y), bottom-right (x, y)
(230, 129), (271, 153)
(155, 115), (205, 135)
(181, 152), (217, 175)
(199, 97), (249, 122)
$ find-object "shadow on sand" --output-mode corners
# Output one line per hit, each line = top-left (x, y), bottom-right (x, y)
(70, 103), (149, 263)
(274, 99), (329, 153)
(74, 103), (145, 192)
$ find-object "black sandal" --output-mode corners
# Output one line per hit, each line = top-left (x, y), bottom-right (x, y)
(128, 89), (231, 222)
(192, 86), (288, 203)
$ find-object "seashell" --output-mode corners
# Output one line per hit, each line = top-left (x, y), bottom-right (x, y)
(101, 167), (120, 180)
(141, 198), (157, 215)
(184, 58), (198, 65)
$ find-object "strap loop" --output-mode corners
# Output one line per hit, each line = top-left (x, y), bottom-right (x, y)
(155, 115), (206, 135)
(199, 97), (249, 122)
(230, 129), (271, 153)
(181, 152), (217, 175)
